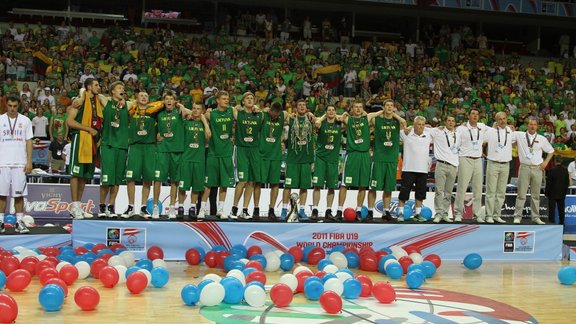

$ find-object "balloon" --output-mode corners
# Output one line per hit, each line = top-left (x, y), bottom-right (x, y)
(202, 273), (222, 283)
(409, 253), (424, 264)
(125, 266), (141, 279)
(75, 261), (91, 280)
(185, 248), (201, 265)
(557, 266), (576, 285)
(279, 273), (298, 292)
(39, 268), (59, 286)
(1, 256), (20, 275)
(304, 279), (324, 300)
(204, 252), (218, 268)
(398, 256), (414, 274)
(386, 263), (404, 280)
(319, 291), (342, 314)
(0, 293), (18, 323)
(0, 271), (5, 289)
(335, 271), (353, 283)
(107, 255), (125, 267)
(343, 278), (362, 299)
(359, 254), (378, 272)
(90, 259), (108, 279)
(245, 261), (263, 271)
(147, 246), (164, 261)
(424, 254), (442, 268)
(244, 285), (266, 307)
(91, 244), (108, 254)
(406, 270), (425, 288)
(152, 259), (167, 269)
(421, 261), (437, 278)
(287, 246), (303, 263)
(199, 282), (225, 306)
(44, 247), (60, 257)
(181, 284), (200, 306)
(19, 256), (39, 275)
(360, 206), (369, 219)
(270, 283), (293, 307)
(420, 206), (432, 220)
(56, 261), (72, 272)
(264, 252), (281, 272)
(119, 251), (136, 267)
(135, 259), (153, 272)
(403, 206), (413, 220)
(6, 269), (32, 292)
(356, 275), (373, 297)
(3, 215), (16, 225)
(293, 265), (313, 276)
(463, 253), (483, 270)
(99, 266), (120, 288)
(329, 252), (348, 269)
(114, 265), (127, 284)
(226, 269), (246, 285)
(279, 253), (295, 271)
(323, 264), (339, 274)
(44, 278), (68, 297)
(39, 284), (65, 311)
(220, 277), (244, 304)
(343, 208), (356, 221)
(246, 246), (263, 258)
(230, 245), (248, 259)
(197, 279), (215, 293)
(126, 271), (148, 294)
(246, 270), (266, 285)
(407, 264), (425, 275)
(317, 259), (332, 271)
(296, 271), (312, 293)
(110, 243), (127, 252)
(372, 282), (396, 303)
(345, 252), (360, 268)
(138, 269), (152, 286)
(74, 286), (100, 311)
(323, 278), (344, 296)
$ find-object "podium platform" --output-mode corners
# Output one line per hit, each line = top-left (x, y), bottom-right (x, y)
(0, 226), (71, 250)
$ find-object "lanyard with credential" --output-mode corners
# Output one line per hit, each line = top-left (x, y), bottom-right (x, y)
(497, 127), (508, 146)
(525, 132), (536, 152)
(468, 126), (480, 143)
(444, 130), (455, 148)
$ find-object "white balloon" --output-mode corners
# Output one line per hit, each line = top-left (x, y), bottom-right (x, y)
(323, 264), (339, 274)
(384, 259), (400, 270)
(114, 265), (127, 284)
(264, 252), (280, 272)
(108, 255), (126, 267)
(244, 285), (266, 307)
(323, 278), (344, 296)
(19, 250), (38, 257)
(390, 246), (408, 259)
(75, 261), (91, 279)
(335, 271), (353, 283)
(279, 273), (298, 292)
(13, 246), (26, 253)
(37, 254), (47, 261)
(328, 252), (348, 269)
(239, 258), (249, 264)
(152, 259), (168, 268)
(56, 261), (71, 272)
(409, 252), (423, 265)
(203, 273), (222, 283)
(293, 266), (311, 276)
(199, 282), (225, 306)
(22, 215), (35, 227)
(44, 223), (54, 227)
(227, 273), (246, 285)
(119, 251), (135, 267)
(274, 250), (284, 257)
(138, 269), (152, 286)
(14, 254), (25, 262)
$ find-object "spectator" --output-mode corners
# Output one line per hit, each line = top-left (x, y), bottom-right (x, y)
(32, 108), (49, 140)
(48, 134), (68, 173)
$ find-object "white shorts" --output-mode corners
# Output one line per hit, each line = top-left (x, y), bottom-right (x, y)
(0, 167), (28, 197)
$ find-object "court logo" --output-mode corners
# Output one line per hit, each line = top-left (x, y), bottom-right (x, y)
(106, 227), (147, 252)
(503, 231), (535, 253)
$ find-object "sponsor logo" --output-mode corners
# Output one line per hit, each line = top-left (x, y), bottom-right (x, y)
(106, 227), (147, 252)
(25, 198), (95, 214)
(503, 231), (535, 253)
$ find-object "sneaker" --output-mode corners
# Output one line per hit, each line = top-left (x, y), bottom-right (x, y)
(454, 216), (462, 223)
(219, 208), (230, 220)
(364, 210), (374, 223)
(121, 205), (135, 219)
(81, 209), (94, 219)
(239, 209), (252, 220)
(298, 209), (308, 220)
(152, 205), (160, 219)
(107, 205), (117, 218)
(476, 217), (486, 223)
(442, 216), (454, 223)
(197, 209), (206, 221)
(415, 214), (427, 222)
(494, 217), (506, 224)
(0, 221), (5, 233)
(383, 211), (396, 223)
(532, 218), (545, 225)
(355, 211), (362, 222)
(513, 217), (521, 224)
(141, 206), (150, 219)
(280, 208), (288, 220)
(397, 213), (405, 222)
(486, 217), (494, 224)
(230, 206), (238, 220)
(177, 206), (185, 219)
(98, 204), (108, 218)
(433, 216), (442, 223)
(311, 209), (319, 221)
(267, 208), (277, 221)
(188, 207), (196, 217)
(253, 207), (260, 220)
(71, 205), (84, 220)
(15, 220), (30, 234)
(167, 206), (177, 219)
(324, 209), (334, 221)
(335, 210), (343, 222)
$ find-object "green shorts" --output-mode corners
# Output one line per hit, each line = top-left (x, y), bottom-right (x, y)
(369, 161), (398, 191)
(261, 159), (282, 184)
(126, 143), (156, 182)
(69, 133), (96, 179)
(155, 151), (182, 182)
(205, 155), (235, 188)
(100, 145), (127, 185)
(235, 146), (261, 182)
(284, 163), (312, 189)
(179, 160), (205, 192)
(342, 151), (370, 187)
(312, 157), (339, 189)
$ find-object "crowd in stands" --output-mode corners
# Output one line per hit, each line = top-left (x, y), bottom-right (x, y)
(0, 19), (576, 149)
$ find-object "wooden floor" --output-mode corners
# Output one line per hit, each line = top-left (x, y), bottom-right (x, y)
(9, 261), (574, 323)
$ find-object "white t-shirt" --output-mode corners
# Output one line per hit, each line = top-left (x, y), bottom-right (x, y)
(32, 116), (49, 137)
(567, 161), (576, 181)
(400, 129), (433, 173)
(63, 142), (71, 166)
(0, 113), (34, 166)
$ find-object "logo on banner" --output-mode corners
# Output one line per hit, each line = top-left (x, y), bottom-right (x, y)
(503, 231), (535, 253)
(106, 227), (147, 251)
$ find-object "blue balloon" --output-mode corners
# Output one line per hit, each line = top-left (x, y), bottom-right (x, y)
(403, 206), (413, 220)
(60, 246), (73, 253)
(463, 253), (483, 270)
(10, 249), (20, 255)
(211, 245), (227, 252)
(181, 284), (200, 306)
(381, 247), (393, 255)
(230, 261), (246, 271)
(220, 277), (244, 304)
(421, 261), (437, 278)
(302, 245), (315, 262)
(136, 259), (153, 271)
(420, 207), (433, 220)
(146, 198), (163, 216)
(125, 266), (141, 278)
(246, 281), (265, 290)
(386, 263), (404, 279)
(304, 279), (324, 300)
(194, 247), (206, 262)
(331, 245), (346, 253)
(406, 271), (425, 289)
(4, 215), (16, 225)
(360, 206), (368, 219)
(407, 264), (425, 274)
(197, 279), (215, 293)
(249, 254), (267, 269)
(83, 253), (97, 265)
(378, 255), (397, 274)
(83, 243), (95, 250)
(304, 276), (322, 287)
(243, 267), (257, 277)
(39, 284), (65, 312)
(223, 256), (240, 272)
(230, 245), (247, 258)
(0, 270), (6, 289)
(343, 278), (362, 299)
(322, 273), (338, 283)
(279, 253), (295, 271)
(151, 267), (170, 288)
(557, 266), (576, 285)
(345, 252), (360, 269)
(317, 259), (333, 271)
(97, 249), (114, 257)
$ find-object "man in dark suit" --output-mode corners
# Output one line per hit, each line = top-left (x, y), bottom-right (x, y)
(545, 156), (570, 225)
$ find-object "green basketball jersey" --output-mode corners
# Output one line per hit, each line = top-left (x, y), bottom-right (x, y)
(208, 107), (234, 157)
(316, 119), (342, 161)
(128, 106), (157, 145)
(235, 110), (263, 148)
(286, 116), (315, 164)
(182, 119), (206, 162)
(346, 116), (370, 152)
(373, 116), (400, 162)
(156, 109), (184, 153)
(260, 112), (284, 161)
(101, 99), (129, 149)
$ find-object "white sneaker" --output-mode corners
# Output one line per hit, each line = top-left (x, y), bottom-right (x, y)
(454, 216), (462, 223)
(152, 205), (160, 219)
(0, 221), (5, 233)
(442, 216), (454, 223)
(71, 204), (84, 219)
(532, 218), (545, 225)
(397, 214), (404, 222)
(476, 217), (485, 223)
(494, 217), (506, 224)
(219, 209), (229, 220)
(433, 216), (442, 223)
(486, 217), (494, 224)
(167, 206), (176, 219)
(107, 207), (117, 218)
(15, 220), (30, 234)
(238, 210), (252, 220)
(121, 206), (135, 219)
(513, 217), (521, 224)
(98, 208), (108, 218)
(197, 209), (206, 221)
(82, 210), (94, 219)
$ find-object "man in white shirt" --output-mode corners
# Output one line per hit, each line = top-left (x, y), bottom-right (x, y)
(484, 112), (516, 223)
(0, 96), (33, 234)
(397, 116), (433, 221)
(513, 117), (554, 224)
(567, 158), (576, 184)
(431, 116), (460, 223)
(454, 108), (487, 223)
(32, 109), (49, 140)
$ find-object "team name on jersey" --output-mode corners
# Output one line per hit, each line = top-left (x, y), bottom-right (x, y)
(266, 120), (281, 127)
(379, 125), (397, 130)
(215, 117), (231, 123)
(241, 119), (259, 126)
(160, 115), (178, 122)
(186, 125), (204, 132)
(323, 128), (340, 135)
(2, 129), (25, 137)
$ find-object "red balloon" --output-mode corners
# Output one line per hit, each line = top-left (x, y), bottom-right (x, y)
(359, 246), (375, 256)
(295, 271), (312, 293)
(74, 246), (89, 255)
(0, 293), (18, 323)
(39, 267), (59, 285)
(110, 243), (126, 252)
(287, 246), (303, 263)
(359, 254), (378, 272)
(59, 264), (79, 286)
(375, 250), (389, 261)
(19, 256), (39, 276)
(35, 260), (54, 276)
(147, 246), (164, 261)
(343, 247), (359, 255)
(424, 254), (442, 269)
(44, 256), (59, 268)
(91, 244), (108, 254)
(356, 275), (373, 297)
(43, 246), (61, 257)
(245, 261), (263, 271)
(246, 246), (263, 258)
(44, 278), (69, 297)
(319, 291), (343, 314)
(74, 286), (100, 311)
(315, 270), (326, 279)
(185, 248), (201, 265)
(246, 271), (267, 285)
(398, 256), (414, 274)
(204, 251), (218, 268)
(216, 251), (230, 269)
(372, 282), (396, 304)
(0, 256), (20, 275)
(126, 272), (148, 294)
(270, 283), (293, 307)
(90, 259), (108, 279)
(343, 208), (356, 221)
(99, 266), (120, 288)
(307, 247), (326, 266)
(6, 269), (32, 292)
(404, 246), (421, 255)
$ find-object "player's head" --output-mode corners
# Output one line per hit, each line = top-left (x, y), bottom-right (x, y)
(296, 99), (307, 115)
(216, 91), (230, 109)
(84, 78), (100, 95)
(352, 101), (364, 116)
(163, 90), (176, 110)
(6, 96), (20, 117)
(383, 99), (395, 114)
(137, 91), (149, 105)
(109, 81), (125, 100)
(191, 103), (203, 118)
(326, 105), (336, 118)
(270, 102), (283, 119)
(242, 92), (255, 108)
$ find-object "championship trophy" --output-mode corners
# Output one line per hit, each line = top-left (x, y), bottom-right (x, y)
(286, 192), (299, 223)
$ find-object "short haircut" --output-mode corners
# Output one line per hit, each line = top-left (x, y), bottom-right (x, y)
(383, 99), (394, 105)
(163, 90), (176, 99)
(216, 90), (229, 99)
(6, 95), (20, 105)
(271, 101), (283, 112)
(109, 81), (124, 92)
(414, 116), (426, 124)
(468, 108), (480, 115)
(84, 78), (96, 89)
(296, 99), (306, 105)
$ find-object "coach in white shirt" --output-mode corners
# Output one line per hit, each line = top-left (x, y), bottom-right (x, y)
(0, 96), (33, 234)
(484, 112), (516, 223)
(454, 108), (487, 223)
(513, 117), (554, 224)
(397, 116), (433, 221)
(431, 116), (460, 223)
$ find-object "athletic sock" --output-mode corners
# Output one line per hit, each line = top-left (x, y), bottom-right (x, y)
(16, 212), (24, 221)
(0, 213), (5, 222)
(337, 206), (343, 211)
